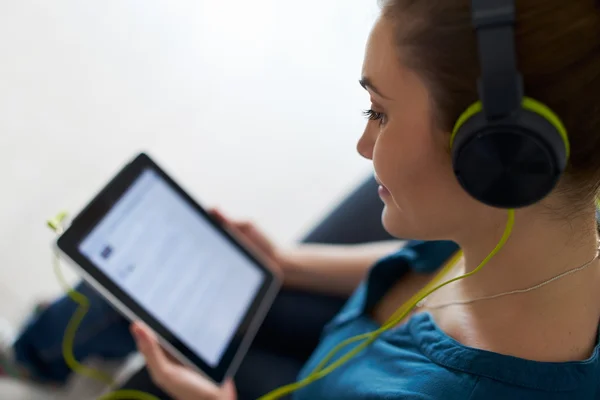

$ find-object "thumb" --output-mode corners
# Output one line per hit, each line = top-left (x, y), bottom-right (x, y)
(222, 379), (237, 400)
(131, 323), (174, 383)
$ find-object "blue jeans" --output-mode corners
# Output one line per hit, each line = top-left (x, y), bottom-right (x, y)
(13, 282), (136, 383)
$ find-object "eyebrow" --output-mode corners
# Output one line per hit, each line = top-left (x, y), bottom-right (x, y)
(359, 77), (390, 99)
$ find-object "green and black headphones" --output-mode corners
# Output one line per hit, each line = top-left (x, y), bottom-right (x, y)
(450, 0), (570, 209)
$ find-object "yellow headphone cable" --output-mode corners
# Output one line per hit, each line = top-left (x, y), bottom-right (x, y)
(47, 213), (160, 400)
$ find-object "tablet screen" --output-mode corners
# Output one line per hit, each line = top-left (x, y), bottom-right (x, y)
(78, 168), (265, 367)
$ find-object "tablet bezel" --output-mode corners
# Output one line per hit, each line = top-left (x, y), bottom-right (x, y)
(56, 152), (280, 384)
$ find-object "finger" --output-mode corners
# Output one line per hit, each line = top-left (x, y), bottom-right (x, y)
(235, 222), (254, 234)
(131, 323), (176, 385)
(222, 378), (237, 399)
(208, 208), (229, 225)
(210, 210), (252, 234)
(242, 224), (271, 249)
(233, 219), (251, 227)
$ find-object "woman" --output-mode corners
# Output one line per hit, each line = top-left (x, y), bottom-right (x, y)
(130, 1), (600, 399)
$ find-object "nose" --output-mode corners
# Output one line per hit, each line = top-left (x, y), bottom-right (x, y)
(357, 128), (375, 160)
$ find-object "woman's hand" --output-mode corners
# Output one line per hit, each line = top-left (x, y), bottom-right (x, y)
(131, 322), (237, 400)
(209, 208), (283, 278)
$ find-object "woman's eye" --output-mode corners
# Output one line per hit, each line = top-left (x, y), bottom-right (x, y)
(363, 109), (387, 126)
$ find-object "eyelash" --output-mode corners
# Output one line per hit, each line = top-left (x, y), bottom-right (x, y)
(363, 109), (386, 125)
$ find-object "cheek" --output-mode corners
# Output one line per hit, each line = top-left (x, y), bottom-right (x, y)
(372, 125), (468, 238)
(372, 124), (437, 197)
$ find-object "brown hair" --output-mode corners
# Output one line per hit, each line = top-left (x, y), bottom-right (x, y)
(381, 0), (600, 208)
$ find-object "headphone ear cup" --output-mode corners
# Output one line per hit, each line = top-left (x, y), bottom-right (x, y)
(451, 108), (567, 209)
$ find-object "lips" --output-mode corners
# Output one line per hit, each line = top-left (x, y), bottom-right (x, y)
(375, 175), (391, 197)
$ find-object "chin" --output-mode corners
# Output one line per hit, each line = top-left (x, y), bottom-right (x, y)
(381, 205), (407, 239)
(381, 204), (441, 241)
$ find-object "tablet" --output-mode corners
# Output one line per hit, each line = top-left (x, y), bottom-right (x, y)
(56, 153), (280, 384)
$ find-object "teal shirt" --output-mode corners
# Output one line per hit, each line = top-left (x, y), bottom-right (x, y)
(294, 241), (600, 399)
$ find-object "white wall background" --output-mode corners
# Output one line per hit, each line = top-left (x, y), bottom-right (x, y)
(0, 0), (379, 323)
(0, 2), (380, 397)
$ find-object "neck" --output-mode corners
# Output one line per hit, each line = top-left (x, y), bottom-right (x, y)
(456, 205), (600, 302)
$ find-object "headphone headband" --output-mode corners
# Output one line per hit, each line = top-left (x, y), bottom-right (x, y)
(471, 0), (522, 119)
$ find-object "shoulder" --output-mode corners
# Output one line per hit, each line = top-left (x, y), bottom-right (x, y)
(386, 313), (600, 399)
(465, 377), (598, 400)
(383, 375), (591, 400)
